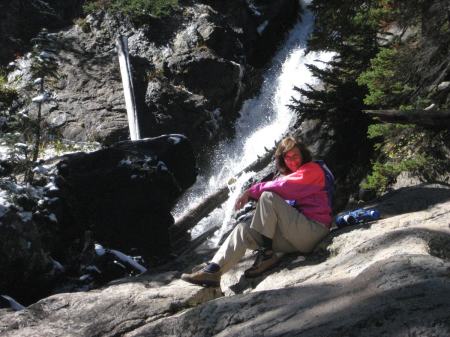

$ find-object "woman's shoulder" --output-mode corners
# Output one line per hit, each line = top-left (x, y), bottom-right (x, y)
(298, 161), (325, 179)
(301, 161), (321, 171)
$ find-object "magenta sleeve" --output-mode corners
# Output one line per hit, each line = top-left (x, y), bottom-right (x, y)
(248, 179), (288, 200)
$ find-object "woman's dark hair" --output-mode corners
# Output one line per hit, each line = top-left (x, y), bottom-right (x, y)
(275, 136), (312, 174)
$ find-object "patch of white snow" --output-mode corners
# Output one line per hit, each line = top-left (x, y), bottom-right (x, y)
(95, 243), (106, 256)
(18, 212), (32, 222)
(168, 136), (181, 145)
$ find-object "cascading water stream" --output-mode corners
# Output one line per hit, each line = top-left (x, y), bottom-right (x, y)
(172, 1), (334, 244)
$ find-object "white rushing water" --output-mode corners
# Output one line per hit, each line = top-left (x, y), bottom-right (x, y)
(172, 1), (334, 244)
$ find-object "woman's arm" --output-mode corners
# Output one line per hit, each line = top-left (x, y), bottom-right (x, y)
(248, 163), (324, 201)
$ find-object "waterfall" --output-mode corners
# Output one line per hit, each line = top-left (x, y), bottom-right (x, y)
(172, 1), (334, 244)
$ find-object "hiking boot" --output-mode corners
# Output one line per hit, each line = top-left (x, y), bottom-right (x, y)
(244, 248), (280, 278)
(181, 263), (221, 287)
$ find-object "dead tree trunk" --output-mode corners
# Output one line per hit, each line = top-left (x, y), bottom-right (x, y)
(116, 36), (141, 140)
(169, 186), (229, 247)
(364, 109), (450, 129)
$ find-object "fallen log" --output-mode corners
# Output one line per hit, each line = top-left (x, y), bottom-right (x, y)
(173, 225), (220, 256)
(364, 109), (450, 129)
(169, 146), (276, 241)
(169, 186), (229, 242)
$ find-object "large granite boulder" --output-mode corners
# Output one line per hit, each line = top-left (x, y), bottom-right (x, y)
(1, 183), (449, 336)
(51, 134), (196, 261)
(0, 134), (196, 306)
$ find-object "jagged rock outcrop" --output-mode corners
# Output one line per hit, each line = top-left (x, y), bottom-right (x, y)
(4, 0), (300, 149)
(1, 183), (449, 336)
(0, 134), (196, 305)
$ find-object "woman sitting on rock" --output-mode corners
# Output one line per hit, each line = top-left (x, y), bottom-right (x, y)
(182, 136), (332, 287)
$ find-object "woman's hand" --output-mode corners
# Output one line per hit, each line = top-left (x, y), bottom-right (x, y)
(235, 190), (250, 210)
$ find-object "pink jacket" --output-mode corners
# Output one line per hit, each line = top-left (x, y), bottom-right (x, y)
(248, 161), (332, 227)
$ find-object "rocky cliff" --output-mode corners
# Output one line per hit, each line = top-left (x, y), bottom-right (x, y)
(4, 0), (299, 150)
(1, 183), (449, 336)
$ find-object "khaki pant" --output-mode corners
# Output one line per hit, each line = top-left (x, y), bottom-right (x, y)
(212, 191), (329, 273)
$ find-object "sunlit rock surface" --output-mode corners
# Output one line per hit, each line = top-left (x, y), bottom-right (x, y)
(0, 272), (222, 337)
(1, 183), (449, 336)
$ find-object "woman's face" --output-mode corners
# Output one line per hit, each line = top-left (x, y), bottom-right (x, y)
(283, 146), (302, 173)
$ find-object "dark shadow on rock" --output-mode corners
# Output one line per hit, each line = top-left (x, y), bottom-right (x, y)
(228, 274), (262, 294)
(428, 231), (450, 261)
(225, 254), (309, 294)
(138, 12), (185, 47)
(0, 0), (85, 66)
(110, 244), (218, 288)
(282, 252), (322, 270)
(374, 184), (450, 217)
(344, 228), (449, 257)
(317, 226), (450, 267)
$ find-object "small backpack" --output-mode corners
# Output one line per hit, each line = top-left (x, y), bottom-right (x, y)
(315, 160), (335, 209)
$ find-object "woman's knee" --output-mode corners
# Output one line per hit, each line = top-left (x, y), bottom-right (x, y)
(260, 191), (275, 202)
(235, 221), (251, 235)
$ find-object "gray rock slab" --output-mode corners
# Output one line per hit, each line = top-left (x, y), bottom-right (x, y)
(2, 184), (449, 337)
(136, 254), (450, 337)
(0, 272), (222, 337)
(131, 183), (450, 336)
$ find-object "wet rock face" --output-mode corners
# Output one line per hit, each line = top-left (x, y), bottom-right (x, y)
(164, 50), (242, 114)
(203, 0), (301, 66)
(5, 0), (299, 150)
(141, 79), (216, 141)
